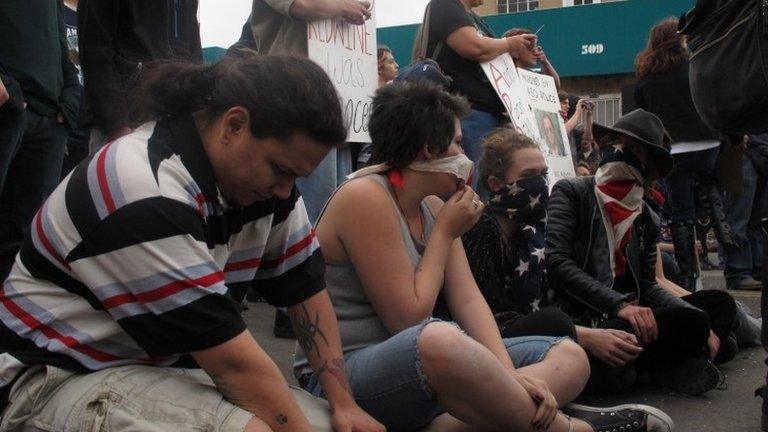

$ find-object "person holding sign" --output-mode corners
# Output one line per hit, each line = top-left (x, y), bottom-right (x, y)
(413, 0), (537, 193)
(249, 0), (374, 225)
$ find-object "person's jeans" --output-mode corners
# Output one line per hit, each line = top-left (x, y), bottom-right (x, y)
(460, 109), (501, 195)
(296, 145), (352, 224)
(0, 110), (68, 280)
(303, 319), (566, 431)
(665, 146), (720, 223)
(722, 153), (768, 287)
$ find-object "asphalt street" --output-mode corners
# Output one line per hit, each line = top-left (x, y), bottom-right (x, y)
(243, 270), (765, 432)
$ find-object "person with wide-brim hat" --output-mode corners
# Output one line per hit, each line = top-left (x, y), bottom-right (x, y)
(545, 108), (727, 396)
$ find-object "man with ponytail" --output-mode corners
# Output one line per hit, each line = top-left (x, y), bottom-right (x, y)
(0, 54), (384, 432)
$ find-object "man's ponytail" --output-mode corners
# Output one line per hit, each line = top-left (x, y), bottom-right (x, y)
(127, 53), (348, 147)
(129, 60), (215, 126)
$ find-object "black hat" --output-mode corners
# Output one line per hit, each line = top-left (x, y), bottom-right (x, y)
(592, 109), (673, 177)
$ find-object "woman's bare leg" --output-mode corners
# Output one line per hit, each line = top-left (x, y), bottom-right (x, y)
(516, 339), (591, 405)
(418, 322), (592, 432)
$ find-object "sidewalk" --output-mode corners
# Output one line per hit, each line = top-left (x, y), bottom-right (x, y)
(244, 269), (764, 431)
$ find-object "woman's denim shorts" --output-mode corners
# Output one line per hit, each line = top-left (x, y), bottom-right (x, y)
(305, 318), (568, 431)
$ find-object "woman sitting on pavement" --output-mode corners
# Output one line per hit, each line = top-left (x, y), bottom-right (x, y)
(463, 129), (644, 390)
(295, 82), (673, 432)
(546, 109), (724, 396)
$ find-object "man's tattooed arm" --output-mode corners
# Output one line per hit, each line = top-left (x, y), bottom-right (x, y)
(293, 303), (329, 358)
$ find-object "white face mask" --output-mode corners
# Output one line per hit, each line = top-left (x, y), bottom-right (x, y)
(347, 154), (474, 185)
(408, 154), (474, 184)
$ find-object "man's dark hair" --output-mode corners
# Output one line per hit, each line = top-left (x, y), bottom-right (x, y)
(369, 82), (470, 168)
(377, 45), (392, 61)
(131, 54), (347, 147)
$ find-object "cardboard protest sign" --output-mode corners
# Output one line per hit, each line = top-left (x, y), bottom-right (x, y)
(480, 54), (542, 144)
(481, 54), (575, 187)
(517, 68), (575, 183)
(307, 3), (377, 142)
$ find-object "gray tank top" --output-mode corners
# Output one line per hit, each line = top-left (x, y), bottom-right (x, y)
(294, 174), (437, 376)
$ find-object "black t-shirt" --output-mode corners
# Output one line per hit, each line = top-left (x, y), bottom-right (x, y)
(427, 0), (504, 116)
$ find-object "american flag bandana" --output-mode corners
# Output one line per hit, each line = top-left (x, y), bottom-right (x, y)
(594, 142), (645, 277)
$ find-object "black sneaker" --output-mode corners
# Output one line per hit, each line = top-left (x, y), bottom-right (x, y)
(564, 403), (674, 432)
(651, 357), (721, 395)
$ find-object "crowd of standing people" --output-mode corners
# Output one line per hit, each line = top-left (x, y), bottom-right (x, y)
(0, 1), (764, 432)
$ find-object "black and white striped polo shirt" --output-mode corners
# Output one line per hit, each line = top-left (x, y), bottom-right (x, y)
(0, 115), (324, 391)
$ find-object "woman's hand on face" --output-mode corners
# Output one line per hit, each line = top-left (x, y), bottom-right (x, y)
(435, 186), (484, 239)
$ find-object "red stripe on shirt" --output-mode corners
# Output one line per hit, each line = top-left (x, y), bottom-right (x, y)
(34, 211), (70, 271)
(101, 271), (225, 310)
(224, 257), (262, 273)
(96, 143), (117, 214)
(0, 284), (121, 363)
(260, 231), (315, 270)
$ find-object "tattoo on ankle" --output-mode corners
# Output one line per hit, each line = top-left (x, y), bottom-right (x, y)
(314, 358), (352, 393)
(294, 304), (329, 358)
(275, 413), (288, 424)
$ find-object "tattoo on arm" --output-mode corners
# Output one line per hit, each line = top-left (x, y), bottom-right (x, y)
(275, 413), (288, 424)
(314, 357), (352, 393)
(293, 303), (329, 358)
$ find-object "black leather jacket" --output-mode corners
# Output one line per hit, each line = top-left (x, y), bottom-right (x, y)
(545, 176), (693, 325)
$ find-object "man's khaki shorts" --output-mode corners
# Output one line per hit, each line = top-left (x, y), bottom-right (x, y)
(0, 365), (332, 432)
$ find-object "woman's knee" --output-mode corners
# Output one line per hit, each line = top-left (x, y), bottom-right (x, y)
(544, 339), (590, 377)
(418, 322), (468, 368)
(418, 321), (488, 380)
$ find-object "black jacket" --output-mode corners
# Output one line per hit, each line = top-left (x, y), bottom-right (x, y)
(545, 176), (692, 325)
(0, 1), (80, 127)
(78, 0), (202, 135)
(634, 62), (720, 144)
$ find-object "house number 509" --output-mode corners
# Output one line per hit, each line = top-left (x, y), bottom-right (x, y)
(581, 44), (604, 55)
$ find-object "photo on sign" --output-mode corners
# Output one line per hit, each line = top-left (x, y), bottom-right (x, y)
(533, 109), (566, 157)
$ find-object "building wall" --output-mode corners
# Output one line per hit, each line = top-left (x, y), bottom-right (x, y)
(475, 1), (498, 16)
(560, 73), (634, 98)
(539, 0), (563, 9)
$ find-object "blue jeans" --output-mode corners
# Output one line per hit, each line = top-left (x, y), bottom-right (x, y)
(296, 146), (352, 224)
(460, 109), (501, 195)
(665, 146), (720, 222)
(722, 154), (768, 287)
(0, 110), (69, 280)
(305, 319), (566, 431)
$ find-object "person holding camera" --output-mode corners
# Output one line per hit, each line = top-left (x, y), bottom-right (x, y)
(504, 27), (561, 90)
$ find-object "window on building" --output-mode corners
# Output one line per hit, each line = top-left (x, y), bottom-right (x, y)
(582, 94), (622, 127)
(563, 0), (601, 5)
(497, 0), (540, 14)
